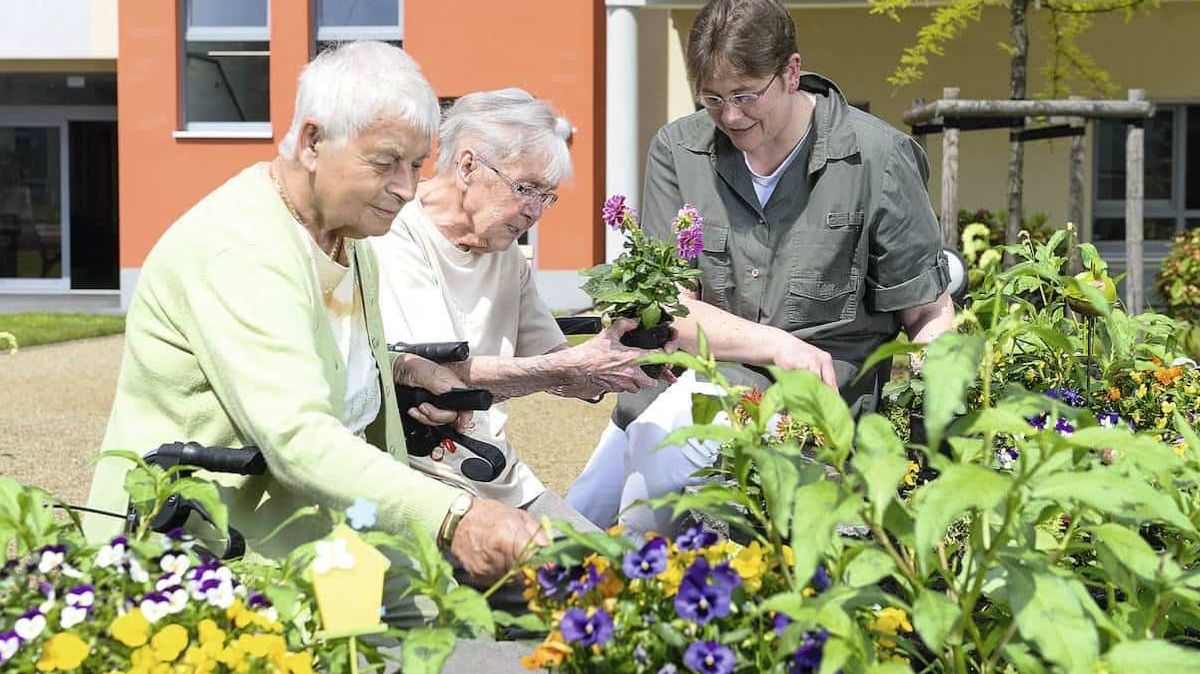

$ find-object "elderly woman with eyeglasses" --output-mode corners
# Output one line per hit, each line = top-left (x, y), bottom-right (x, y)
(369, 89), (666, 543)
(84, 43), (548, 624)
(568, 0), (956, 537)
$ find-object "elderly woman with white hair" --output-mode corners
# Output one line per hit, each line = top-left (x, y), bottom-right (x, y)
(370, 89), (664, 534)
(84, 42), (546, 623)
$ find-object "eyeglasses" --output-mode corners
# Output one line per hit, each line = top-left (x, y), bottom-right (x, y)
(476, 156), (559, 208)
(697, 73), (780, 110)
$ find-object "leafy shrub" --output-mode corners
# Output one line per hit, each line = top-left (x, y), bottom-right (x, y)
(1156, 228), (1200, 326)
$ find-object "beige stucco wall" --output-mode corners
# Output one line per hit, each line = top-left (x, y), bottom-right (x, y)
(643, 2), (1200, 230)
(0, 0), (117, 60)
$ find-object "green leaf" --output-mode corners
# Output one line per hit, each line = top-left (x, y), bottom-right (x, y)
(913, 590), (961, 653)
(1031, 471), (1197, 534)
(402, 627), (457, 674)
(1067, 427), (1183, 475)
(912, 464), (1010, 571)
(442, 585), (495, 634)
(922, 334), (985, 452)
(1175, 411), (1200, 461)
(791, 481), (858, 586)
(854, 340), (925, 386)
(843, 548), (896, 587)
(123, 464), (160, 514)
(851, 414), (908, 523)
(958, 406), (1037, 437)
(1102, 640), (1200, 672)
(658, 424), (745, 452)
(171, 477), (229, 539)
(492, 610), (549, 633)
(768, 368), (854, 456)
(691, 393), (723, 426)
(747, 447), (800, 538)
(1008, 565), (1099, 672)
(639, 302), (662, 329)
(1087, 523), (1181, 584)
(1027, 325), (1074, 354)
(654, 620), (687, 648)
(863, 663), (913, 674)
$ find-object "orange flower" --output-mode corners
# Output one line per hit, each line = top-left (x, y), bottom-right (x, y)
(520, 632), (572, 670)
(1107, 387), (1121, 402)
(1154, 367), (1183, 386)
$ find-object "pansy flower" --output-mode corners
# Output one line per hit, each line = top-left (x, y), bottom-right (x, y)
(139, 591), (172, 623)
(622, 537), (668, 579)
(1097, 410), (1121, 428)
(0, 630), (20, 662)
(95, 536), (128, 568)
(560, 607), (614, 648)
(14, 608), (46, 641)
(789, 629), (829, 674)
(535, 564), (572, 599)
(1044, 387), (1086, 407)
(675, 558), (739, 625)
(676, 525), (718, 551)
(996, 447), (1020, 470)
(37, 544), (67, 573)
(683, 641), (735, 674)
(1054, 417), (1075, 436)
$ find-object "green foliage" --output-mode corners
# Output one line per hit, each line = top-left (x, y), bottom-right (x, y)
(1156, 228), (1200, 330)
(868, 0), (1159, 97)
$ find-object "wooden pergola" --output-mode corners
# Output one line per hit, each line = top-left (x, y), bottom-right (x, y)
(904, 88), (1155, 312)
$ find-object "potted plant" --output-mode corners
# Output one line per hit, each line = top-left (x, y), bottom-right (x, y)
(580, 195), (704, 374)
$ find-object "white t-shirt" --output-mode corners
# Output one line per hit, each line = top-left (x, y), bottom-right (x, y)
(745, 121), (812, 208)
(295, 227), (381, 437)
(369, 200), (565, 506)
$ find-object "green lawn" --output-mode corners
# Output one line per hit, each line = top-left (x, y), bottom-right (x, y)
(0, 312), (125, 349)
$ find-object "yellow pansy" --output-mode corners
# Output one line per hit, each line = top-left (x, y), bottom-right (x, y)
(181, 645), (216, 674)
(216, 644), (246, 669)
(870, 607), (914, 648)
(150, 623), (189, 662)
(1163, 400), (1177, 414)
(657, 557), (687, 597)
(128, 645), (160, 674)
(35, 632), (90, 672)
(730, 541), (768, 594)
(110, 608), (151, 648)
(236, 632), (287, 662)
(1137, 384), (1148, 399)
(781, 545), (795, 568)
(519, 631), (572, 671)
(703, 541), (739, 564)
(283, 650), (317, 674)
(902, 461), (920, 487)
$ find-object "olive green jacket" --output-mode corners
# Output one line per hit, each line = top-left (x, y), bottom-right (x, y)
(640, 72), (949, 414)
(84, 163), (462, 560)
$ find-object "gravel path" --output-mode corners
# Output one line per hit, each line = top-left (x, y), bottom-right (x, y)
(0, 336), (612, 504)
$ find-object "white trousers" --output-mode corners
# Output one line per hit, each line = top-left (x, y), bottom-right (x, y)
(566, 371), (726, 539)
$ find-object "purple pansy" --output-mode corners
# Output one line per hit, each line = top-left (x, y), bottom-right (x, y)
(996, 447), (1020, 470)
(0, 631), (20, 662)
(568, 565), (602, 597)
(675, 558), (739, 624)
(634, 644), (649, 665)
(676, 526), (718, 551)
(14, 609), (45, 641)
(1028, 413), (1049, 431)
(1054, 417), (1075, 436)
(602, 195), (631, 231)
(809, 564), (831, 593)
(560, 607), (614, 648)
(684, 641), (735, 674)
(535, 564), (572, 599)
(622, 537), (669, 579)
(1097, 410), (1121, 428)
(773, 612), (793, 636)
(1044, 388), (1086, 407)
(789, 629), (829, 674)
(96, 536), (128, 568)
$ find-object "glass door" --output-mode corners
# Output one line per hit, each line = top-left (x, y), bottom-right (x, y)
(0, 122), (68, 289)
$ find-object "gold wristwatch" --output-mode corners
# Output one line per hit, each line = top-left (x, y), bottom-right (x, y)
(438, 493), (474, 551)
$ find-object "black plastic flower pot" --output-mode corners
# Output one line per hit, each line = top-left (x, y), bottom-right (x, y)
(619, 315), (674, 378)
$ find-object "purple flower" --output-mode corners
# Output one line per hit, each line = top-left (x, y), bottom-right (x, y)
(247, 592), (272, 610)
(675, 558), (738, 624)
(657, 666), (678, 674)
(0, 631), (20, 662)
(560, 607), (614, 648)
(635, 644), (649, 665)
(1028, 413), (1049, 431)
(1054, 417), (1075, 436)
(789, 629), (829, 674)
(622, 537), (668, 579)
(996, 447), (1019, 470)
(535, 564), (571, 599)
(602, 195), (631, 231)
(684, 641), (735, 674)
(809, 564), (831, 593)
(773, 612), (793, 636)
(1044, 388), (1086, 407)
(568, 565), (601, 597)
(65, 585), (95, 608)
(676, 225), (703, 260)
(676, 526), (718, 551)
(1097, 410), (1121, 428)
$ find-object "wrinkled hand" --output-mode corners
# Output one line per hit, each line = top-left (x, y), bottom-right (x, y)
(566, 317), (670, 393)
(392, 353), (474, 432)
(450, 498), (548, 585)
(772, 336), (839, 391)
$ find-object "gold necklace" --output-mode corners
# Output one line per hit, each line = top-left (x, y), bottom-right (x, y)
(269, 164), (345, 262)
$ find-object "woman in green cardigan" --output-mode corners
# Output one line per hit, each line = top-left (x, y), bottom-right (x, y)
(84, 41), (545, 624)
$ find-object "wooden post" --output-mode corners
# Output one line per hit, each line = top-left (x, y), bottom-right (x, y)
(941, 87), (960, 250)
(1069, 95), (1087, 273)
(1125, 89), (1146, 314)
(911, 97), (926, 151)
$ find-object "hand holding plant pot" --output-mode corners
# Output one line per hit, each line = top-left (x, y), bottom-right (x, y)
(581, 195), (703, 375)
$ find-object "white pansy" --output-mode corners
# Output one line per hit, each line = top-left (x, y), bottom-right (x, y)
(60, 606), (88, 629)
(15, 612), (46, 641)
(38, 549), (65, 573)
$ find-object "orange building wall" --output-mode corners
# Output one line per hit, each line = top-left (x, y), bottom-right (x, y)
(118, 0), (605, 272)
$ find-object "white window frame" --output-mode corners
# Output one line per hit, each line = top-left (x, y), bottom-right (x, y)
(313, 0), (404, 46)
(179, 0), (272, 136)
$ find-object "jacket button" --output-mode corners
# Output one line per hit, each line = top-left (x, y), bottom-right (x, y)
(750, 268), (760, 279)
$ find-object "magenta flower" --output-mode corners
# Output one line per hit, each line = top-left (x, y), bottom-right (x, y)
(677, 225), (703, 260)
(602, 194), (631, 231)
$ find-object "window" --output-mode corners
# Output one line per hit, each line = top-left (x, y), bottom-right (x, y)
(181, 0), (270, 134)
(314, 0), (403, 54)
(1093, 104), (1199, 241)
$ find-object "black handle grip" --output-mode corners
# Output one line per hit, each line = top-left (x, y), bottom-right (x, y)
(144, 442), (267, 476)
(388, 341), (470, 363)
(556, 316), (602, 336)
(396, 386), (493, 411)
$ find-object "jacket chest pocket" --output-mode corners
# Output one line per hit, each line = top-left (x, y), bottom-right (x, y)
(786, 210), (864, 328)
(697, 222), (732, 309)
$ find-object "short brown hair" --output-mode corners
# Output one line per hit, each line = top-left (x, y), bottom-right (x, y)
(685, 0), (796, 93)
